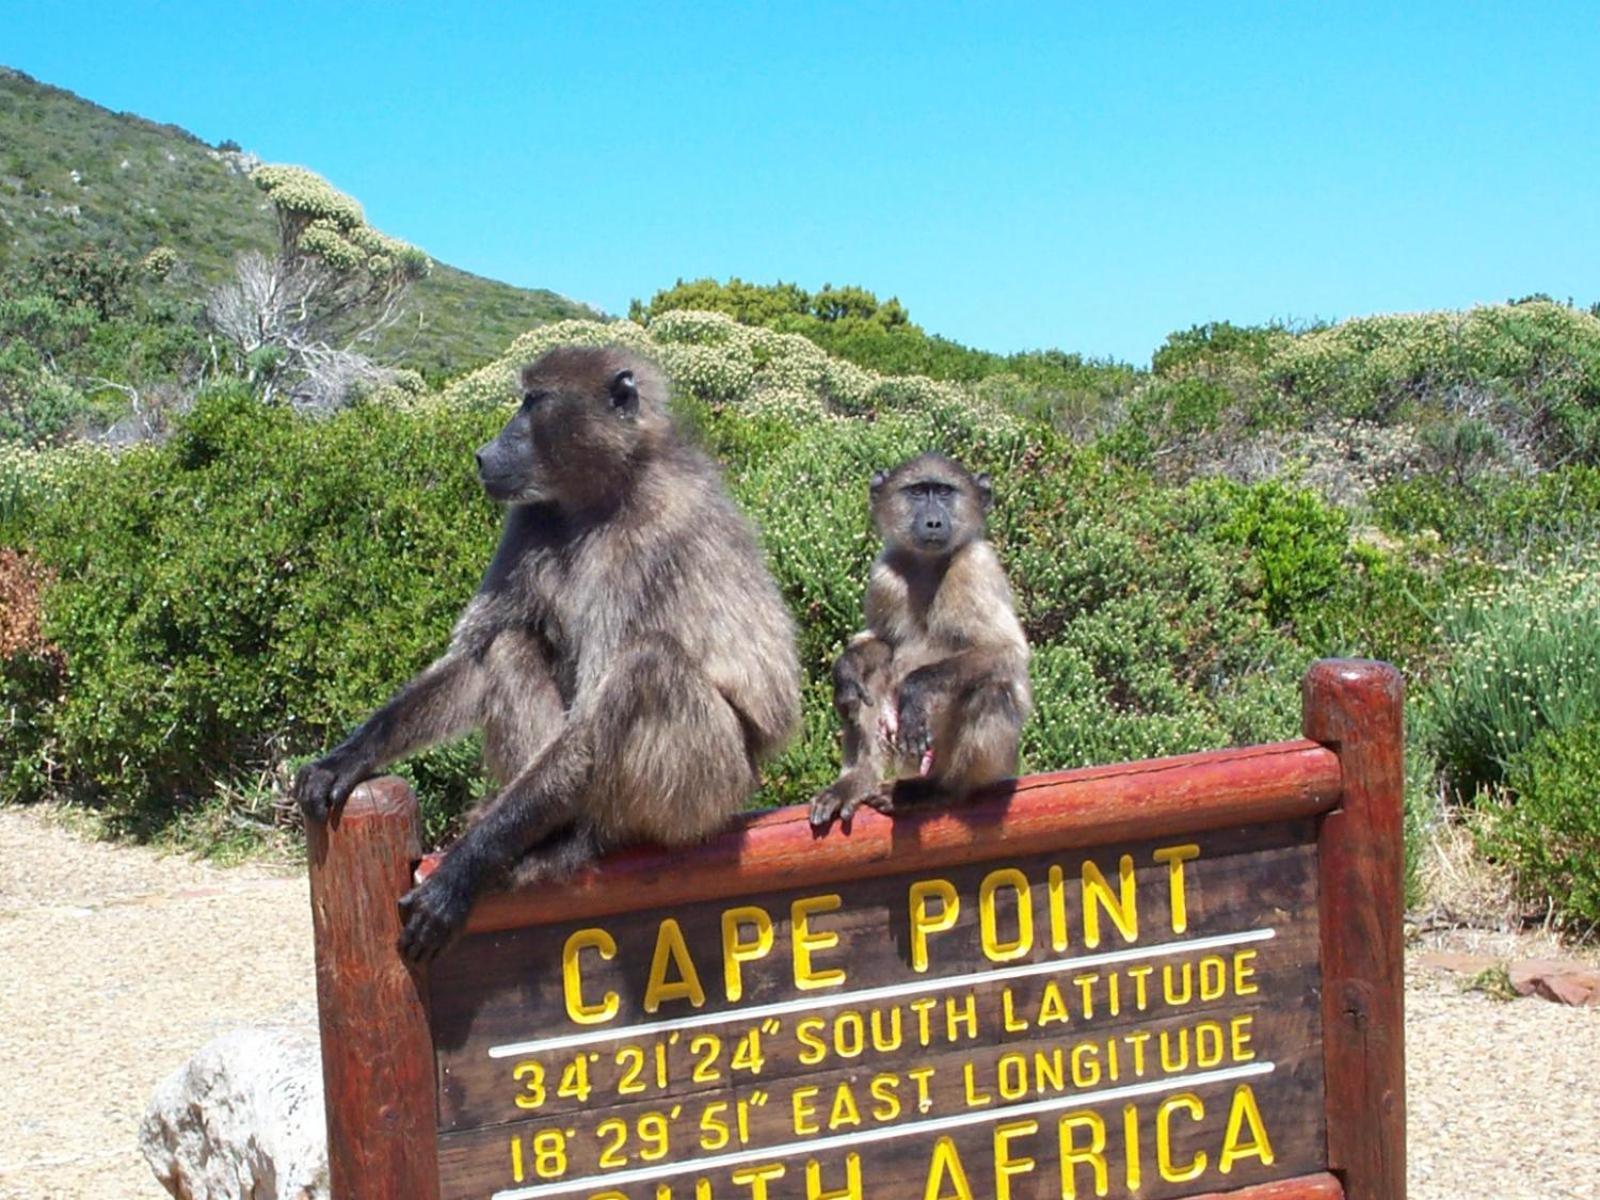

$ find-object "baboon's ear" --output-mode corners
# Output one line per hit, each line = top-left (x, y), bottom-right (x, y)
(869, 470), (888, 498)
(608, 369), (639, 415)
(974, 473), (994, 512)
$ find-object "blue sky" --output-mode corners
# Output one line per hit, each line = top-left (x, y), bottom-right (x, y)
(6, 2), (1599, 363)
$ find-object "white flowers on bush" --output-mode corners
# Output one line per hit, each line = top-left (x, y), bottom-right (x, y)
(437, 310), (1020, 436)
(251, 164), (429, 281)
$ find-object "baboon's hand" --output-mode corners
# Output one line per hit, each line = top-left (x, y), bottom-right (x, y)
(294, 750), (373, 823)
(810, 781), (894, 829)
(809, 784), (847, 829)
(398, 872), (472, 964)
(895, 688), (933, 764)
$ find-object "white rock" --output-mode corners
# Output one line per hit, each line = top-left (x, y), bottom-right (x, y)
(140, 1027), (329, 1200)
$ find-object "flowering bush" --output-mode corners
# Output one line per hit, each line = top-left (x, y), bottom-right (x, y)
(1429, 556), (1600, 800)
(1263, 302), (1600, 460)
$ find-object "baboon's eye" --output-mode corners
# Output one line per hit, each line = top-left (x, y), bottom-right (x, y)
(522, 390), (548, 409)
(609, 369), (639, 412)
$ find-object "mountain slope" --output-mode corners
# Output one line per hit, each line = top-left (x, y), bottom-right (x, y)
(0, 65), (594, 377)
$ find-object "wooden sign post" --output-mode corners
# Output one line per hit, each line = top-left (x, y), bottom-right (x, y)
(308, 659), (1404, 1200)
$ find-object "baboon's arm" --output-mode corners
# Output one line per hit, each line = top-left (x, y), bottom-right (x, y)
(809, 635), (895, 828)
(349, 653), (488, 765)
(895, 646), (1028, 760)
(295, 652), (484, 822)
(397, 723), (593, 961)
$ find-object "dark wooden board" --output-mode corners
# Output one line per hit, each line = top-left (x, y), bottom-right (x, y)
(429, 821), (1324, 1200)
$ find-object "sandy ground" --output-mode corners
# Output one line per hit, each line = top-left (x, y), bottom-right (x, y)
(0, 804), (1596, 1200)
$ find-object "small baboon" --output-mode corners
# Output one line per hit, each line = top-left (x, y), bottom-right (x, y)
(296, 347), (801, 961)
(809, 452), (1031, 827)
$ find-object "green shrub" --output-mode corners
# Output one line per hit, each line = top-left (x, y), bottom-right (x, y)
(1, 383), (503, 835)
(630, 278), (1139, 427)
(1212, 479), (1350, 629)
(1309, 542), (1444, 679)
(1478, 721), (1600, 929)
(1430, 560), (1600, 800)
(1151, 321), (1291, 378)
(1263, 303), (1600, 460)
(1373, 466), (1600, 562)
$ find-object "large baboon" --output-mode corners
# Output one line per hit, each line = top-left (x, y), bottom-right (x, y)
(810, 452), (1030, 827)
(296, 347), (801, 961)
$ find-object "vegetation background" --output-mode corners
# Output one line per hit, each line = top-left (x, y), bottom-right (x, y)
(2, 65), (1597, 935)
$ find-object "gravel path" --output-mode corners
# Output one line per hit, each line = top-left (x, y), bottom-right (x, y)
(1, 804), (1595, 1200)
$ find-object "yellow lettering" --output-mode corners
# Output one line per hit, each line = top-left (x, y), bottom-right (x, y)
(1081, 855), (1138, 947)
(731, 1162), (786, 1198)
(945, 994), (978, 1042)
(1038, 981), (1070, 1026)
(1034, 1047), (1064, 1093)
(796, 1017), (827, 1065)
(834, 1010), (865, 1058)
(1157, 1093), (1206, 1182)
(1230, 1014), (1256, 1062)
(911, 997), (939, 1044)
(962, 1061), (992, 1107)
(1126, 1030), (1151, 1075)
(828, 1082), (862, 1129)
(1196, 1020), (1225, 1067)
(997, 1052), (1028, 1101)
(907, 1066), (936, 1112)
(1152, 843), (1199, 933)
(994, 1118), (1039, 1200)
(1219, 1085), (1276, 1172)
(1074, 973), (1098, 1018)
(792, 895), (846, 990)
(1127, 964), (1152, 1009)
(908, 879), (960, 972)
(721, 905), (774, 1002)
(1070, 1042), (1100, 1088)
(792, 1085), (820, 1135)
(1123, 1103), (1142, 1191)
(923, 1136), (973, 1200)
(1163, 961), (1192, 1005)
(1159, 1028), (1190, 1073)
(1234, 948), (1259, 995)
(806, 1153), (862, 1200)
(561, 928), (619, 1025)
(870, 1007), (902, 1052)
(1058, 1110), (1109, 1198)
(1048, 863), (1069, 951)
(869, 1073), (902, 1120)
(643, 918), (706, 1012)
(979, 867), (1034, 961)
(1002, 987), (1030, 1032)
(1199, 954), (1227, 1000)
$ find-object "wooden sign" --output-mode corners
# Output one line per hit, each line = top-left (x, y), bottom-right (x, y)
(307, 659), (1405, 1200)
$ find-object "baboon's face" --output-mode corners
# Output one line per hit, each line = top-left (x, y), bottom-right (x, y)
(871, 453), (992, 558)
(477, 349), (665, 508)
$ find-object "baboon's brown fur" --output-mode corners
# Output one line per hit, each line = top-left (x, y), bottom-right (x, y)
(810, 452), (1031, 827)
(296, 346), (801, 960)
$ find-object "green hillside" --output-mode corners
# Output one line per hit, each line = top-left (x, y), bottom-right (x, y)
(0, 65), (593, 378)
